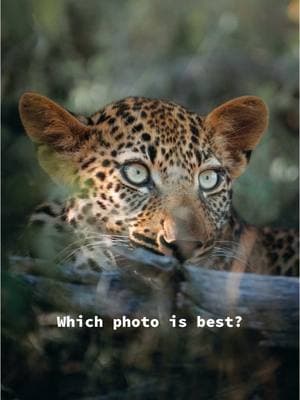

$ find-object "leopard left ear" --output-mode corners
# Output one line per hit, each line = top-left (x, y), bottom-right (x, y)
(19, 92), (93, 185)
(205, 96), (269, 177)
(19, 92), (92, 152)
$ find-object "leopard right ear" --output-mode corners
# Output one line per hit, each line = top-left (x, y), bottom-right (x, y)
(205, 96), (268, 178)
(19, 92), (92, 152)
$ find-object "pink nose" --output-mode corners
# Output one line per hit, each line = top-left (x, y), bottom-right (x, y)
(162, 215), (177, 243)
(158, 210), (206, 260)
(158, 234), (203, 261)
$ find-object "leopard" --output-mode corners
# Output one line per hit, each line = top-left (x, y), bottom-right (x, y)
(18, 92), (299, 277)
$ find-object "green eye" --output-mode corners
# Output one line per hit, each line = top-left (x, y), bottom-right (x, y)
(199, 170), (220, 191)
(122, 163), (150, 186)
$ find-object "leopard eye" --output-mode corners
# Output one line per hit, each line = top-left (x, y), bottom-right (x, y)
(122, 162), (150, 186)
(199, 170), (220, 191)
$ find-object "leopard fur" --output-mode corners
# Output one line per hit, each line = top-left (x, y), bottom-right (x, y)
(19, 93), (299, 276)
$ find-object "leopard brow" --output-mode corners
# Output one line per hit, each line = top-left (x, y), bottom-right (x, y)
(120, 157), (148, 165)
(116, 152), (149, 165)
(200, 158), (222, 170)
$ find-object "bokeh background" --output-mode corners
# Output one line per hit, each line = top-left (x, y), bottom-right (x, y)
(2, 0), (299, 255)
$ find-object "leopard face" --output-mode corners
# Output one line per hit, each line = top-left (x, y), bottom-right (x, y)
(19, 93), (268, 263)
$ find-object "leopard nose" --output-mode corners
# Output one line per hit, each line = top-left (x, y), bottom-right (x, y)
(158, 235), (202, 262)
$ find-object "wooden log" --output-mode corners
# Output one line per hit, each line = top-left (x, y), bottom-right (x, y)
(10, 252), (299, 348)
(183, 264), (299, 347)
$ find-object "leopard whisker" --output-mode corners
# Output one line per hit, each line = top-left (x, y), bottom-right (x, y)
(56, 233), (130, 261)
(59, 239), (130, 264)
(209, 249), (251, 270)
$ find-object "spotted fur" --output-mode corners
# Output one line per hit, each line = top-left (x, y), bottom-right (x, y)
(19, 93), (299, 276)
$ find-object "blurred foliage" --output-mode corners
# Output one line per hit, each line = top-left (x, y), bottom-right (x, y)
(2, 1), (299, 399)
(2, 0), (299, 256)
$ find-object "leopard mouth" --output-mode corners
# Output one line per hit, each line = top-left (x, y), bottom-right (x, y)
(129, 232), (211, 263)
(130, 232), (166, 257)
(158, 236), (187, 262)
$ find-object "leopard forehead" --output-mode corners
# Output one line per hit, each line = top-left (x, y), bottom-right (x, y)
(79, 96), (217, 180)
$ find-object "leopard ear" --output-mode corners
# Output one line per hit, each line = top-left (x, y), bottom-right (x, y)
(19, 92), (92, 152)
(19, 92), (93, 185)
(205, 96), (269, 177)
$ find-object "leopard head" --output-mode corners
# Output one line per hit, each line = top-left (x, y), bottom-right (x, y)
(19, 93), (268, 262)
